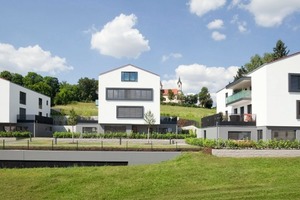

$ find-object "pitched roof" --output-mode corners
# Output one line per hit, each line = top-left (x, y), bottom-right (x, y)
(99, 64), (160, 77)
(162, 89), (179, 95)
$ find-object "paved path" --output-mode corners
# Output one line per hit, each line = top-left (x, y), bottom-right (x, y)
(212, 149), (300, 157)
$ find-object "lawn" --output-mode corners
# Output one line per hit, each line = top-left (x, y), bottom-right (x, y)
(52, 102), (216, 122)
(1, 152), (300, 200)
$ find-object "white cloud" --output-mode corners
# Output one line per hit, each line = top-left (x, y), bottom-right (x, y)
(244, 0), (300, 27)
(91, 13), (150, 59)
(161, 64), (239, 104)
(207, 19), (224, 29)
(0, 43), (73, 75)
(228, 0), (241, 9)
(230, 15), (248, 33)
(211, 31), (226, 41)
(161, 53), (183, 62)
(189, 0), (226, 17)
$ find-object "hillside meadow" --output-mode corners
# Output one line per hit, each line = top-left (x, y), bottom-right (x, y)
(52, 102), (216, 123)
(1, 153), (300, 200)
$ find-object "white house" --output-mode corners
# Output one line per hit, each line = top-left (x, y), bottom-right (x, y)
(0, 78), (52, 137)
(200, 52), (300, 141)
(98, 64), (161, 133)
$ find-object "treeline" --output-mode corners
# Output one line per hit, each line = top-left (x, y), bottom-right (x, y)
(0, 71), (97, 106)
(234, 39), (290, 80)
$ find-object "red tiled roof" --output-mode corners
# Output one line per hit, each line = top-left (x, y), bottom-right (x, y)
(161, 89), (179, 95)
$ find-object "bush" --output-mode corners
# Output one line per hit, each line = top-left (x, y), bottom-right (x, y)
(0, 131), (31, 138)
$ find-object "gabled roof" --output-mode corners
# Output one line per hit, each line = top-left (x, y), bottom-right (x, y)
(99, 64), (160, 77)
(161, 89), (179, 95)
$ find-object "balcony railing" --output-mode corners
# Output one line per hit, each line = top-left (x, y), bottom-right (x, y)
(201, 113), (256, 128)
(226, 90), (251, 105)
(17, 115), (53, 125)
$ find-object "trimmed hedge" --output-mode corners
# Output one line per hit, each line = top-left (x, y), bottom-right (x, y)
(185, 138), (300, 149)
(0, 131), (31, 138)
(53, 131), (197, 139)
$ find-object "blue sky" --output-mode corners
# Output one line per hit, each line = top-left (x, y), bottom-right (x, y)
(1, 0), (300, 101)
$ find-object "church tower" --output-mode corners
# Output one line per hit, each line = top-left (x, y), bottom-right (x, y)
(177, 77), (182, 94)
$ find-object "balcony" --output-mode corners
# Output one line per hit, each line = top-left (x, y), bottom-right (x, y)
(201, 113), (256, 128)
(226, 90), (251, 105)
(17, 115), (53, 125)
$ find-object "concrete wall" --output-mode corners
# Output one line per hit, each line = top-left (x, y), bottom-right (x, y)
(213, 149), (300, 157)
(0, 150), (181, 166)
(199, 126), (257, 140)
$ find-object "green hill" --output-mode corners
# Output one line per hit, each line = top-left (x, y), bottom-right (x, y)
(52, 102), (216, 123)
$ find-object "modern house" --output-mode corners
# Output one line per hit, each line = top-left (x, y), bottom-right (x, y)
(200, 52), (300, 141)
(98, 64), (162, 133)
(0, 78), (53, 137)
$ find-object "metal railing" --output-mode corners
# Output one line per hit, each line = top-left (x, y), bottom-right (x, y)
(226, 90), (251, 105)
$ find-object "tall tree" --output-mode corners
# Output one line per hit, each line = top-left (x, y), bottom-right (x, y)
(199, 87), (213, 108)
(234, 66), (248, 81)
(144, 110), (156, 143)
(244, 54), (263, 72)
(77, 77), (98, 102)
(44, 76), (59, 105)
(0, 70), (12, 81)
(167, 89), (175, 101)
(184, 94), (198, 105)
(273, 39), (289, 60)
(11, 73), (24, 85)
(23, 72), (43, 89)
(54, 82), (79, 105)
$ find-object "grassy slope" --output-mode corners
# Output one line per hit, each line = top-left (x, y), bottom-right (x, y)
(1, 153), (300, 200)
(52, 102), (216, 122)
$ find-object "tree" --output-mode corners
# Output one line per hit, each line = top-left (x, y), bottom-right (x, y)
(184, 94), (198, 105)
(0, 70), (12, 81)
(273, 39), (289, 60)
(199, 87), (213, 108)
(234, 66), (248, 81)
(144, 110), (156, 142)
(54, 82), (79, 105)
(167, 89), (175, 102)
(11, 73), (24, 85)
(67, 108), (78, 143)
(77, 77), (98, 102)
(244, 54), (263, 72)
(23, 72), (43, 89)
(44, 76), (59, 105)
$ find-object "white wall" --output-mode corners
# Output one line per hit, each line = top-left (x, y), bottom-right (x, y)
(216, 88), (232, 114)
(251, 54), (300, 127)
(0, 78), (51, 123)
(98, 65), (160, 125)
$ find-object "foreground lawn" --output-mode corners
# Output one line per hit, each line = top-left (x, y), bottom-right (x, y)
(1, 153), (300, 200)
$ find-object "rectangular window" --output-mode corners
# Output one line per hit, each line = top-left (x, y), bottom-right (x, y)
(297, 100), (300, 119)
(257, 130), (263, 141)
(204, 130), (206, 139)
(271, 130), (296, 141)
(104, 126), (126, 133)
(234, 108), (238, 114)
(39, 98), (42, 109)
(121, 72), (138, 82)
(82, 127), (97, 133)
(46, 100), (49, 106)
(106, 88), (153, 101)
(228, 131), (251, 140)
(289, 73), (300, 92)
(39, 112), (42, 116)
(19, 108), (26, 120)
(20, 92), (26, 105)
(117, 106), (144, 118)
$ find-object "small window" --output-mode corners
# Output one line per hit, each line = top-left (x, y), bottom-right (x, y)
(20, 92), (26, 105)
(289, 73), (300, 92)
(204, 130), (206, 139)
(234, 108), (238, 114)
(257, 130), (263, 140)
(19, 108), (26, 120)
(297, 100), (300, 119)
(46, 100), (49, 106)
(121, 72), (138, 82)
(39, 98), (42, 109)
(46, 113), (48, 117)
(39, 112), (42, 116)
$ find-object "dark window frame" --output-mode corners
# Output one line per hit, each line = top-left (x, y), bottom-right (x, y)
(19, 107), (26, 120)
(20, 91), (26, 105)
(106, 88), (153, 101)
(289, 73), (300, 92)
(297, 100), (300, 119)
(116, 106), (144, 119)
(39, 98), (42, 109)
(121, 71), (138, 82)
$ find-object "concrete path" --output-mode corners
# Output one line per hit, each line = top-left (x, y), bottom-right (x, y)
(212, 149), (300, 157)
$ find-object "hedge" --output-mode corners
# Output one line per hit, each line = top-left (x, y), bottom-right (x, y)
(0, 131), (31, 138)
(53, 131), (197, 139)
(185, 138), (300, 149)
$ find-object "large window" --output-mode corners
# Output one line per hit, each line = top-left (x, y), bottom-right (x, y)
(117, 106), (144, 118)
(228, 131), (251, 140)
(82, 127), (97, 133)
(19, 108), (26, 120)
(20, 92), (26, 105)
(104, 126), (126, 133)
(289, 73), (300, 92)
(272, 130), (296, 141)
(121, 72), (138, 82)
(107, 88), (153, 101)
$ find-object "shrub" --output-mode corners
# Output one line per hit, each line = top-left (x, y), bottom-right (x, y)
(0, 131), (31, 138)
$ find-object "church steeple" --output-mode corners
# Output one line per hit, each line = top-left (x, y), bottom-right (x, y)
(177, 77), (182, 93)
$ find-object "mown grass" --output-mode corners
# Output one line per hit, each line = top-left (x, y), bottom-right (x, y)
(52, 102), (216, 122)
(1, 152), (300, 200)
(161, 104), (215, 122)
